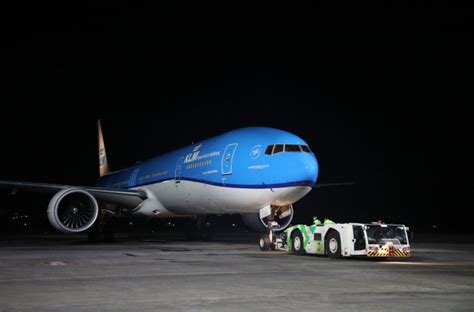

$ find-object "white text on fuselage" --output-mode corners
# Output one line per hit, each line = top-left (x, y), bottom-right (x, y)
(184, 150), (220, 163)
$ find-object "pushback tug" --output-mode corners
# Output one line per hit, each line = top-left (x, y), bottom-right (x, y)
(259, 219), (411, 258)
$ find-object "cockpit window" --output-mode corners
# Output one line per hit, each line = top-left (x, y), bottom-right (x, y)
(273, 144), (284, 154)
(284, 144), (301, 152)
(265, 144), (312, 155)
(265, 145), (274, 155)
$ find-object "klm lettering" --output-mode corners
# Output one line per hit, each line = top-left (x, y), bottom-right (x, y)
(184, 151), (200, 163)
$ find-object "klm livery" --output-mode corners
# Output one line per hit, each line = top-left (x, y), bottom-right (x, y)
(0, 122), (318, 237)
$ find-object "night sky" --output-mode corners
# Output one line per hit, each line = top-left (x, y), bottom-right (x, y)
(1, 2), (472, 233)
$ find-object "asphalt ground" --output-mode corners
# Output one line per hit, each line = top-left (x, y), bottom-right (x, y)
(0, 234), (473, 311)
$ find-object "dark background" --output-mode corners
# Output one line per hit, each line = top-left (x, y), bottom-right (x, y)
(1, 2), (472, 234)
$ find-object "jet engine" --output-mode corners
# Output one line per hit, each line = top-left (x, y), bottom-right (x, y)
(241, 204), (294, 233)
(47, 188), (99, 233)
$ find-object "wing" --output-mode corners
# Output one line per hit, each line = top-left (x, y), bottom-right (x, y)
(0, 180), (148, 208)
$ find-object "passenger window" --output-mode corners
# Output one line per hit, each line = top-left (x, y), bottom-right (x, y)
(273, 144), (284, 154)
(301, 145), (312, 153)
(265, 145), (274, 155)
(285, 144), (301, 152)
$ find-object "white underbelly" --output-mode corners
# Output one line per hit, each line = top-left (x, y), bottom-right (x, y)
(137, 180), (311, 216)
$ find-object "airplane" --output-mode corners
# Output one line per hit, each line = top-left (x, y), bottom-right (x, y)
(0, 121), (319, 240)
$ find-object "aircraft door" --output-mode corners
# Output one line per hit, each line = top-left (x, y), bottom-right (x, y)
(222, 143), (238, 175)
(175, 157), (184, 184)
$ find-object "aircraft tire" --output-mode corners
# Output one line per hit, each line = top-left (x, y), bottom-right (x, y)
(259, 235), (271, 251)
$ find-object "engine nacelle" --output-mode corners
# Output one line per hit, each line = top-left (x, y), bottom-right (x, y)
(47, 188), (99, 233)
(242, 204), (294, 233)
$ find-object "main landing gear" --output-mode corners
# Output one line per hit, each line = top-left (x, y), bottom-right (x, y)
(87, 208), (115, 243)
(184, 216), (212, 241)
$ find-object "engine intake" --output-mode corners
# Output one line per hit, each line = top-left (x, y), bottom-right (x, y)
(47, 188), (99, 233)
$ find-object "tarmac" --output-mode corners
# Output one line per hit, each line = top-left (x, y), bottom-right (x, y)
(0, 233), (473, 311)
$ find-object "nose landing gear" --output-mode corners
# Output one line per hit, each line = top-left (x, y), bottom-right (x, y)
(259, 221), (285, 251)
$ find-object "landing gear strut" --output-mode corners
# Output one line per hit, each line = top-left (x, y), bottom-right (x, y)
(88, 208), (115, 243)
(184, 216), (212, 241)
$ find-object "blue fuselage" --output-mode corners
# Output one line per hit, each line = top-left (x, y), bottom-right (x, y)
(97, 127), (318, 192)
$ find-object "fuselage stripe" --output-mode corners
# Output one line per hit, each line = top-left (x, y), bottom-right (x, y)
(124, 177), (315, 190)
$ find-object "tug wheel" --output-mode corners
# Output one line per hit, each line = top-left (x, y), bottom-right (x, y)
(291, 230), (305, 255)
(326, 231), (342, 259)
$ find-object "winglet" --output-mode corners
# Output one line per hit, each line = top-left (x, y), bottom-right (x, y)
(98, 120), (110, 177)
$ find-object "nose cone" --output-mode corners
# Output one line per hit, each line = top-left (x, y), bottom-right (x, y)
(291, 152), (318, 186)
(303, 153), (319, 184)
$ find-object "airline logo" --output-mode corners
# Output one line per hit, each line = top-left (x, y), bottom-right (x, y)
(184, 144), (220, 164)
(250, 145), (262, 159)
(193, 144), (202, 152)
(185, 150), (200, 163)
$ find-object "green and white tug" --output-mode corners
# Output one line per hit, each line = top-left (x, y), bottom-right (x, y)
(259, 218), (411, 258)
